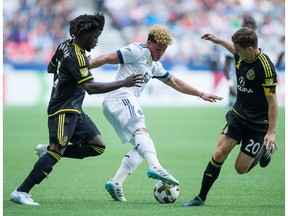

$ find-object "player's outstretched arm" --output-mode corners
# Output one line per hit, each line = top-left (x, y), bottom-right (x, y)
(201, 33), (235, 54)
(81, 74), (143, 94)
(161, 75), (222, 102)
(89, 52), (120, 69)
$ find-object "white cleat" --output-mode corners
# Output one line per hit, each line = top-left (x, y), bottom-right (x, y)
(147, 167), (179, 186)
(35, 144), (48, 158)
(105, 180), (127, 201)
(10, 189), (39, 205)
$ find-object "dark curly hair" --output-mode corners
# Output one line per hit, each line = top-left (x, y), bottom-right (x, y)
(69, 12), (105, 38)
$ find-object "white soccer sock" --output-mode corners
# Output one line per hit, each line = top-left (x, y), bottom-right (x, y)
(134, 131), (162, 169)
(112, 148), (143, 185)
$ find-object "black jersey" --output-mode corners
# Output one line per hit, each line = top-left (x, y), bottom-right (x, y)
(233, 51), (277, 124)
(47, 39), (93, 117)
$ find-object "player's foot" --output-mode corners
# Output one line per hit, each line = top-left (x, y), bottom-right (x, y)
(259, 149), (271, 168)
(35, 144), (48, 158)
(105, 180), (127, 201)
(10, 189), (39, 205)
(182, 196), (205, 207)
(147, 167), (179, 186)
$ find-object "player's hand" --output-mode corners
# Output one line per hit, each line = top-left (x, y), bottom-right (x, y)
(264, 132), (278, 154)
(201, 34), (219, 43)
(200, 93), (223, 102)
(123, 74), (144, 87)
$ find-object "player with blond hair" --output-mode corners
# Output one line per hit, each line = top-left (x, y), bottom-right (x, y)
(89, 25), (222, 201)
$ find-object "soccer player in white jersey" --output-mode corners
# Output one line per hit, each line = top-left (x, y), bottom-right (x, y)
(89, 25), (223, 201)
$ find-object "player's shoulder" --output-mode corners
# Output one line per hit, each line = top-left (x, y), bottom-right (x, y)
(127, 42), (149, 53)
(122, 42), (150, 59)
(62, 41), (88, 67)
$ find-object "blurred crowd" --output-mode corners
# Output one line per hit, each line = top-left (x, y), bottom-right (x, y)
(3, 0), (285, 71)
(4, 0), (74, 64)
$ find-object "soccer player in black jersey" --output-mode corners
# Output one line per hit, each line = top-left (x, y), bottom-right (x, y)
(9, 13), (143, 205)
(183, 27), (278, 206)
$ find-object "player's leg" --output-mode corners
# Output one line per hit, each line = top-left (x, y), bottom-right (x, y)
(183, 134), (236, 206)
(183, 111), (240, 207)
(10, 113), (75, 205)
(241, 129), (271, 173)
(132, 129), (179, 186)
(102, 100), (144, 201)
(105, 147), (143, 201)
(35, 114), (105, 159)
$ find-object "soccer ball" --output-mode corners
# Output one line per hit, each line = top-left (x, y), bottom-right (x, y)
(153, 181), (180, 203)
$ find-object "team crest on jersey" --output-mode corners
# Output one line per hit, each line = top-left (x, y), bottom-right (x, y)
(80, 67), (89, 77)
(246, 69), (255, 80)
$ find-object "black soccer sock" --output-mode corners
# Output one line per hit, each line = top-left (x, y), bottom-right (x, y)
(198, 157), (223, 201)
(17, 150), (62, 193)
(247, 146), (266, 172)
(62, 144), (105, 159)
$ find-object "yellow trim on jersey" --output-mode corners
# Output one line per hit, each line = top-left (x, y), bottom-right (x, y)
(78, 76), (93, 84)
(58, 113), (65, 145)
(258, 53), (272, 78)
(48, 109), (81, 117)
(232, 109), (269, 124)
(50, 61), (55, 67)
(73, 43), (86, 67)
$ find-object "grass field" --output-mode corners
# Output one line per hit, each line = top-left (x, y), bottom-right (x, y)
(3, 106), (285, 216)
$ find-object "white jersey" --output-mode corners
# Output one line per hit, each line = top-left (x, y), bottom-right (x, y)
(103, 43), (170, 101)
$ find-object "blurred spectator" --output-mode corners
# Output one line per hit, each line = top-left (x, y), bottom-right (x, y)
(3, 0), (285, 71)
(4, 0), (74, 64)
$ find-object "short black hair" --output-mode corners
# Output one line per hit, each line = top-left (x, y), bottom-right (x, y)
(69, 12), (105, 38)
(232, 27), (258, 49)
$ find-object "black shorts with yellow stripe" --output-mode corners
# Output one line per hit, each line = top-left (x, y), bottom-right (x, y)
(221, 110), (268, 158)
(48, 112), (100, 147)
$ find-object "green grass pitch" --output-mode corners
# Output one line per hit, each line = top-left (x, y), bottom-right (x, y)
(3, 106), (285, 216)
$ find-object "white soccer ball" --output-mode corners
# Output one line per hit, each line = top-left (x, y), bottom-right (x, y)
(153, 181), (180, 203)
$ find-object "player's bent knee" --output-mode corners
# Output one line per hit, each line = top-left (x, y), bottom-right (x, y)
(235, 164), (249, 174)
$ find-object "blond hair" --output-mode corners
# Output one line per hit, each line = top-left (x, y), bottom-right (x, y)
(148, 25), (173, 46)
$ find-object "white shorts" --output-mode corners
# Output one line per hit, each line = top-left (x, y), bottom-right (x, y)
(102, 99), (146, 144)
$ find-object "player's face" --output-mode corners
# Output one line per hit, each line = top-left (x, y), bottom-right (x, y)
(233, 43), (251, 60)
(85, 30), (102, 52)
(148, 41), (167, 61)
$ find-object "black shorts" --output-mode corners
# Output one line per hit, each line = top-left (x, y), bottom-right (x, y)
(48, 112), (100, 146)
(220, 110), (268, 158)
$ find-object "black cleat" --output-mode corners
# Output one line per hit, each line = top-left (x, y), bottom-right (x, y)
(259, 150), (271, 168)
(183, 196), (205, 207)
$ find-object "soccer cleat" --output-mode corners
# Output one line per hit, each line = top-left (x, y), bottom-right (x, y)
(105, 180), (127, 201)
(182, 196), (205, 207)
(259, 150), (271, 168)
(147, 167), (179, 186)
(10, 189), (39, 205)
(35, 144), (48, 158)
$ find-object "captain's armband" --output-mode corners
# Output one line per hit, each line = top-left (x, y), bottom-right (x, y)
(263, 85), (276, 96)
